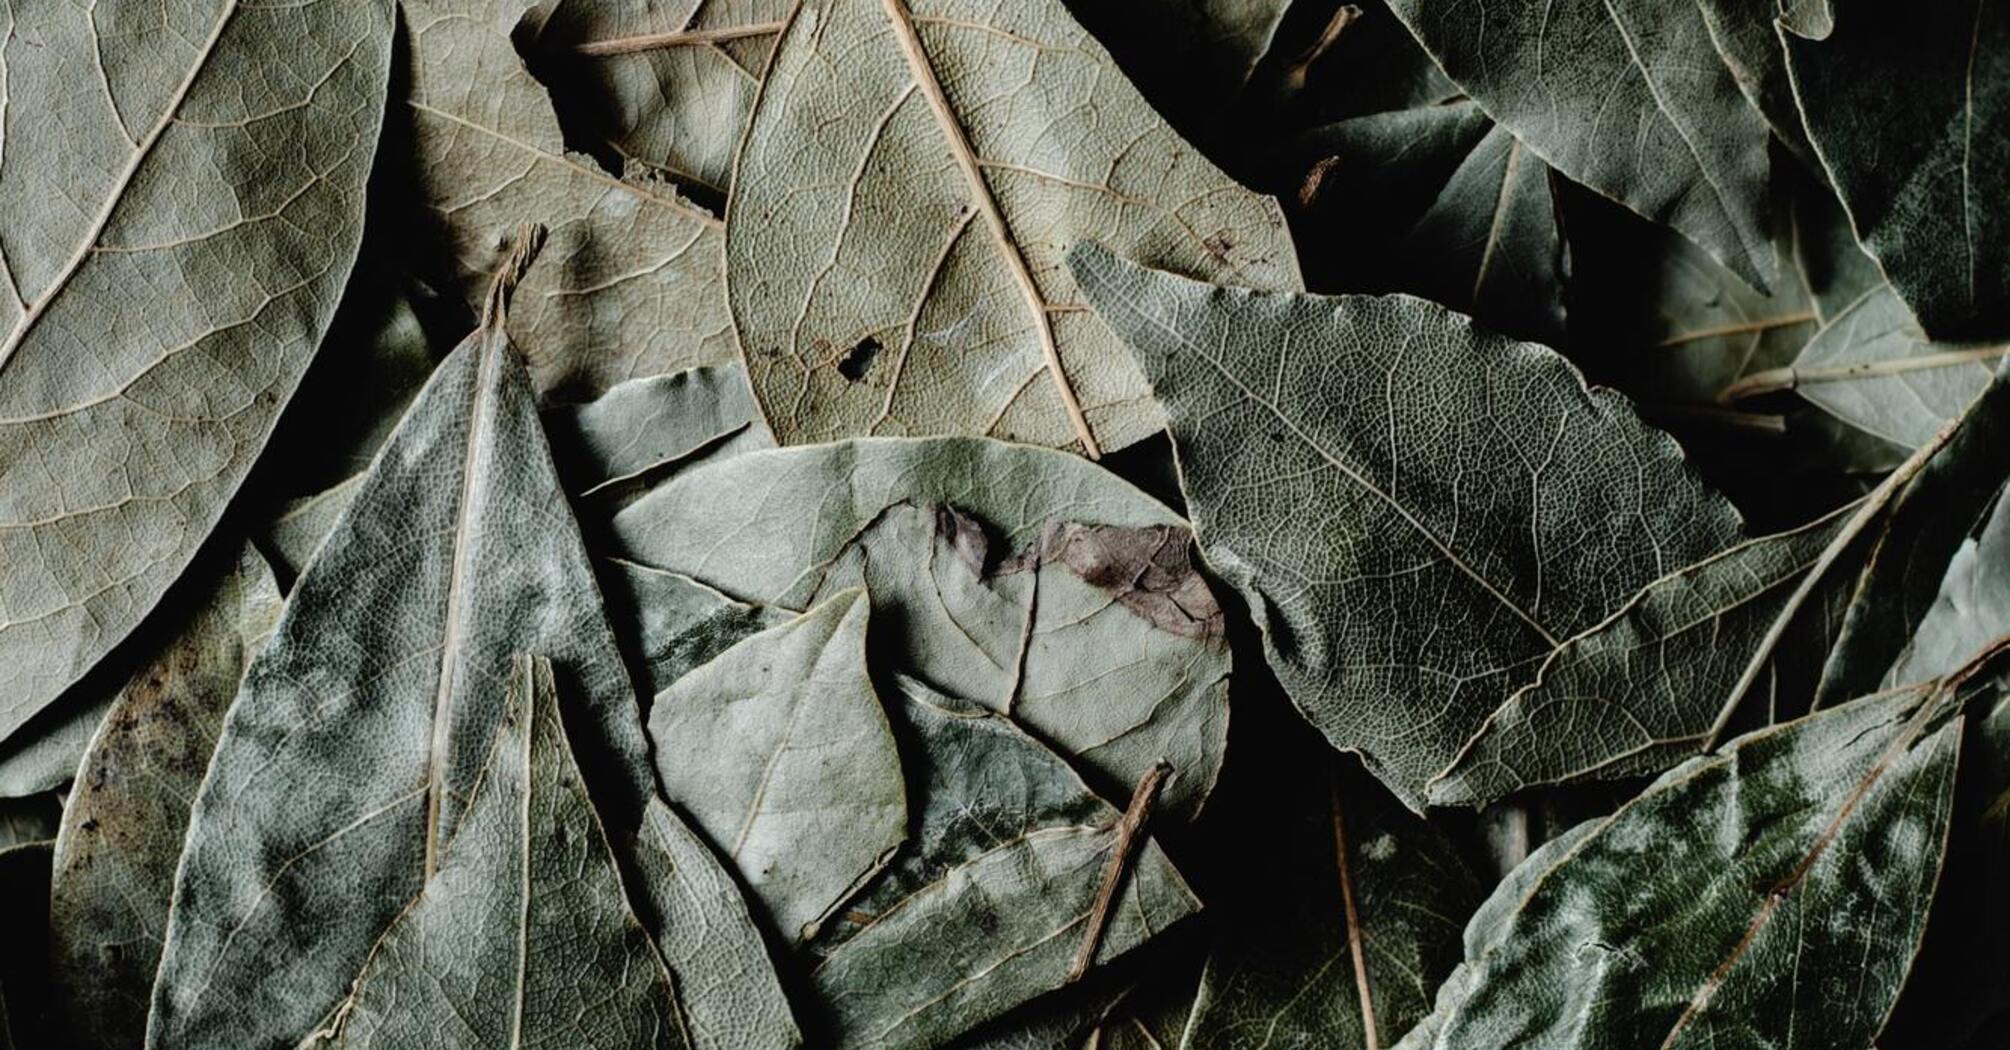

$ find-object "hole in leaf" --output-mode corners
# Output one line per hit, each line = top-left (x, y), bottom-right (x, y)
(837, 336), (884, 382)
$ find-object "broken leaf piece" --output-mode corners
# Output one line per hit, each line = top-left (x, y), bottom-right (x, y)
(611, 437), (1231, 817)
(406, 0), (734, 399)
(303, 655), (690, 1049)
(0, 0), (393, 745)
(147, 235), (655, 1050)
(48, 543), (284, 1050)
(629, 797), (804, 1050)
(1072, 243), (1768, 808)
(650, 588), (907, 943)
(546, 362), (775, 498)
(728, 0), (1300, 455)
(806, 677), (1201, 1049)
(1398, 669), (1983, 1050)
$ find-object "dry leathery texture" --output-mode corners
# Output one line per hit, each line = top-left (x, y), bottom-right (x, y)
(545, 362), (775, 497)
(1398, 683), (1969, 1050)
(302, 656), (691, 1050)
(1430, 504), (1854, 803)
(1071, 244), (1748, 809)
(405, 0), (734, 399)
(1813, 366), (2010, 708)
(603, 559), (791, 697)
(1776, 285), (2004, 450)
(0, 695), (112, 798)
(1183, 768), (1481, 1049)
(728, 0), (1301, 456)
(521, 0), (792, 195)
(146, 315), (654, 1049)
(650, 589), (907, 943)
(1785, 0), (2010, 340)
(1887, 489), (2010, 687)
(258, 474), (366, 583)
(47, 542), (282, 1050)
(1385, 0), (1774, 288)
(609, 437), (1232, 818)
(802, 676), (1149, 1046)
(629, 798), (804, 1050)
(1694, 0), (1819, 161)
(0, 0), (392, 745)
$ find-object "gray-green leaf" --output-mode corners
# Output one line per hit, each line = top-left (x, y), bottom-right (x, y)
(611, 437), (1232, 818)
(48, 542), (284, 1050)
(148, 298), (653, 1048)
(1397, 679), (1972, 1050)
(650, 588), (907, 943)
(1385, 0), (1773, 287)
(303, 655), (690, 1050)
(0, 0), (392, 744)
(727, 0), (1300, 456)
(1071, 244), (1757, 808)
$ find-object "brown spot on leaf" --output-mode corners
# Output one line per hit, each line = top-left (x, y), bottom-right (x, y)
(836, 335), (883, 382)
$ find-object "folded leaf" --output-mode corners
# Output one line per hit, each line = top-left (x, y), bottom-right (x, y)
(630, 797), (804, 1050)
(47, 542), (283, 1050)
(148, 243), (655, 1049)
(727, 0), (1299, 456)
(1785, 0), (2010, 340)
(0, 0), (392, 744)
(407, 0), (733, 399)
(807, 676), (1201, 1049)
(1396, 672), (1982, 1049)
(303, 655), (689, 1049)
(611, 437), (1232, 817)
(1386, 0), (1774, 286)
(1072, 244), (1767, 808)
(651, 588), (907, 942)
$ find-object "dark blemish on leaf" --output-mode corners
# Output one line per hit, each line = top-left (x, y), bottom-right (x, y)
(933, 505), (994, 575)
(836, 336), (884, 382)
(1033, 523), (1226, 640)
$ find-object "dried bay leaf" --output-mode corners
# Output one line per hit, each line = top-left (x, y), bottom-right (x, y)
(147, 237), (657, 1049)
(46, 542), (283, 1050)
(521, 0), (792, 196)
(610, 437), (1232, 818)
(1071, 244), (1794, 807)
(1785, 0), (2010, 340)
(649, 589), (908, 943)
(1386, 0), (1775, 287)
(406, 0), (734, 399)
(805, 676), (1200, 1049)
(629, 796), (804, 1050)
(546, 362), (775, 499)
(1395, 666), (1989, 1050)
(728, 0), (1300, 457)
(0, 0), (393, 745)
(303, 656), (691, 1050)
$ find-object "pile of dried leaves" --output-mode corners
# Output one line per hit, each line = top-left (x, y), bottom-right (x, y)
(1, 1), (2007, 1047)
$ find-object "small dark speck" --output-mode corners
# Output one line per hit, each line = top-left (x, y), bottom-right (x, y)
(836, 336), (883, 382)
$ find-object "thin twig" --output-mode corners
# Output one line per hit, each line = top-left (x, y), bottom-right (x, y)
(1332, 773), (1382, 1049)
(574, 20), (787, 56)
(1069, 761), (1174, 982)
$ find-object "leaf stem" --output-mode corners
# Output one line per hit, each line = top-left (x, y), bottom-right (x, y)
(1069, 761), (1173, 982)
(574, 21), (786, 56)
(1332, 773), (1381, 1050)
(1719, 344), (2010, 402)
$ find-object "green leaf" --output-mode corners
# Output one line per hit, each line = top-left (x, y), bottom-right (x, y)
(0, 0), (393, 745)
(147, 254), (657, 1049)
(302, 655), (692, 1049)
(46, 542), (283, 1050)
(727, 0), (1300, 456)
(1396, 676), (1978, 1050)
(545, 362), (775, 500)
(521, 0), (791, 196)
(1183, 766), (1480, 1049)
(610, 437), (1232, 818)
(650, 588), (908, 943)
(1694, 0), (1818, 159)
(806, 676), (1200, 1049)
(629, 796), (805, 1050)
(1071, 243), (1782, 808)
(1785, 0), (2010, 340)
(406, 0), (734, 400)
(1386, 0), (1775, 286)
